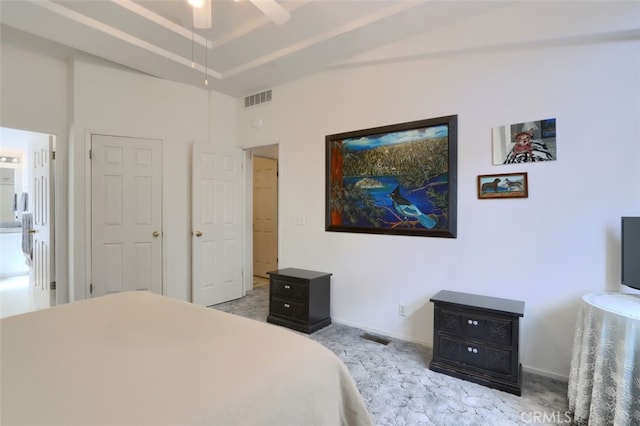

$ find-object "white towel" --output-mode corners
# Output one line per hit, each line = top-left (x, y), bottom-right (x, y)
(19, 193), (28, 212)
(22, 213), (33, 265)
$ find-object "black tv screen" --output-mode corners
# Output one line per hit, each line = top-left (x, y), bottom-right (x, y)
(622, 217), (640, 290)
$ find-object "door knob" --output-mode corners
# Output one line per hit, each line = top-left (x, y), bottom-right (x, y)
(152, 231), (160, 237)
(27, 229), (37, 234)
(194, 230), (203, 237)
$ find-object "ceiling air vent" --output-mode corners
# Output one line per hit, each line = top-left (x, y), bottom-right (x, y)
(244, 89), (272, 108)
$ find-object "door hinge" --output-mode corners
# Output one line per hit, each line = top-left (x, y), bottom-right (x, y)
(51, 151), (56, 160)
(89, 149), (92, 160)
(90, 283), (93, 294)
(50, 281), (56, 290)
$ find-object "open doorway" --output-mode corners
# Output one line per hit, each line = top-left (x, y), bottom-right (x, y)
(0, 127), (55, 318)
(251, 145), (278, 288)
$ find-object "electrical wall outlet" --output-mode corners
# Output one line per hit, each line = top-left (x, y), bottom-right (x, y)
(398, 304), (407, 317)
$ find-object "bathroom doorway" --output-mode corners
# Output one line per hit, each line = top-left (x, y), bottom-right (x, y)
(0, 127), (55, 318)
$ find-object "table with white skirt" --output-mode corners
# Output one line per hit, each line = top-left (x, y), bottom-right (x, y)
(568, 292), (640, 425)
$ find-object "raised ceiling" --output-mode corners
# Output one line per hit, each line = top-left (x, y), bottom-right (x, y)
(1, 1), (637, 98)
(0, 0), (511, 97)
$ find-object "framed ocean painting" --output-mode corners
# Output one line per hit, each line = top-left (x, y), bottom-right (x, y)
(325, 115), (457, 238)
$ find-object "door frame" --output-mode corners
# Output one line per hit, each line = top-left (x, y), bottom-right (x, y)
(243, 144), (280, 292)
(84, 131), (166, 298)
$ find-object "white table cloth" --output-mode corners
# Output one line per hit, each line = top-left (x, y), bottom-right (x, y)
(568, 292), (640, 425)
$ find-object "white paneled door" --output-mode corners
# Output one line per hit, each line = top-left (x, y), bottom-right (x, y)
(31, 135), (55, 309)
(253, 156), (278, 278)
(91, 135), (162, 297)
(192, 142), (243, 306)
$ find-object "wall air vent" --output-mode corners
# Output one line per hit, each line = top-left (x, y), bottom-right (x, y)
(244, 89), (272, 108)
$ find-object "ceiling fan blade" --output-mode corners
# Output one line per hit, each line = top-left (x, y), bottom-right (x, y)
(249, 0), (290, 25)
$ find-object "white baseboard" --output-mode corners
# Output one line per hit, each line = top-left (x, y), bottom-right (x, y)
(522, 365), (568, 382)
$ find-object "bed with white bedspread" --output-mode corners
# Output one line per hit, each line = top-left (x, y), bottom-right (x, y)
(1, 291), (373, 425)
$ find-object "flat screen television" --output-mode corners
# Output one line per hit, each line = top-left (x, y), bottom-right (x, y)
(621, 216), (640, 290)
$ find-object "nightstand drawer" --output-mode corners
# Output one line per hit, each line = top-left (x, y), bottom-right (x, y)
(437, 336), (512, 376)
(271, 279), (308, 301)
(270, 296), (307, 321)
(439, 310), (513, 346)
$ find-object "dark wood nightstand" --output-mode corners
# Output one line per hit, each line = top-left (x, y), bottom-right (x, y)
(266, 268), (331, 334)
(429, 290), (525, 395)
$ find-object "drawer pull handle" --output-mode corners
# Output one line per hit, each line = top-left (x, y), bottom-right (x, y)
(284, 285), (291, 289)
(284, 303), (290, 308)
(467, 319), (479, 326)
(467, 347), (478, 353)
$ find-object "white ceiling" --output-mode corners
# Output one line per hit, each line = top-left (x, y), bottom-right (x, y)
(1, 1), (638, 99)
(0, 0), (512, 98)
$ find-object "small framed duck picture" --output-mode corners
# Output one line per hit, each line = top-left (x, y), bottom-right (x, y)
(477, 172), (528, 199)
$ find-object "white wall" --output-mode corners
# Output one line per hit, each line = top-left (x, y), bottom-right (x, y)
(238, 3), (640, 379)
(0, 26), (70, 303)
(1, 26), (240, 304)
(71, 57), (239, 302)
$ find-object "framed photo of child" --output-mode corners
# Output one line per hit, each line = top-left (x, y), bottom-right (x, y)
(492, 118), (557, 165)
